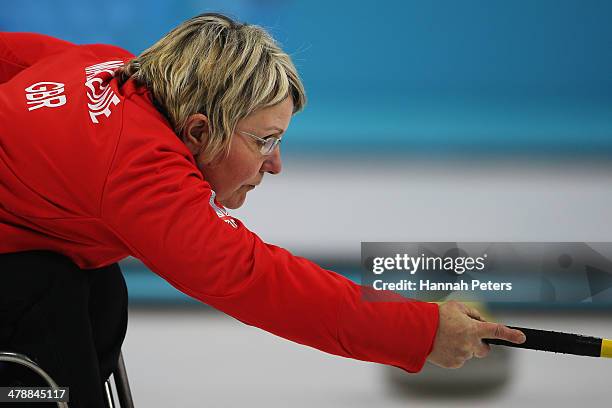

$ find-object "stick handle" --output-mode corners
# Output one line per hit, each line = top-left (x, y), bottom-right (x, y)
(483, 326), (606, 357)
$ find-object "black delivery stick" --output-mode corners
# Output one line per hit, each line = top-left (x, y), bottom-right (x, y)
(484, 326), (612, 358)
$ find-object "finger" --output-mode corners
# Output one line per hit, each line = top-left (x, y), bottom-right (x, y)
(479, 321), (526, 344)
(465, 307), (485, 322)
(451, 359), (466, 369)
(474, 342), (491, 358)
(459, 348), (474, 361)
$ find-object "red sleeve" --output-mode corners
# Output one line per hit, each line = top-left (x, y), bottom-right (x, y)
(0, 32), (76, 84)
(100, 104), (440, 373)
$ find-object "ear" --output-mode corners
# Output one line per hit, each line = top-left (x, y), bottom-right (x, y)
(181, 113), (210, 156)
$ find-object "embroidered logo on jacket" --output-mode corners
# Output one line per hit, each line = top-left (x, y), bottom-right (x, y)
(85, 60), (124, 123)
(209, 191), (238, 229)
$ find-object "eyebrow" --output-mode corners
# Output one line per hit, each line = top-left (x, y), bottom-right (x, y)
(263, 126), (285, 134)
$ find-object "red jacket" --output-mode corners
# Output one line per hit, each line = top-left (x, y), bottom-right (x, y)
(0, 32), (439, 372)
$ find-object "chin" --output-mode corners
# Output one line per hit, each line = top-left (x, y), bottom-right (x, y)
(223, 202), (243, 210)
(220, 194), (246, 210)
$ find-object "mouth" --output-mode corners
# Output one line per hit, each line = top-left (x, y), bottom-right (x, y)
(245, 178), (263, 190)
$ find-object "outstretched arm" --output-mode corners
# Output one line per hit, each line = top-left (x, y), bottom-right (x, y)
(100, 109), (440, 373)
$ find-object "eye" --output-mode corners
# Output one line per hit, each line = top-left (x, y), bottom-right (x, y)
(261, 136), (281, 155)
(262, 135), (280, 145)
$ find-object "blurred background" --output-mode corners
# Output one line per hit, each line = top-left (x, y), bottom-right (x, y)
(2, 0), (611, 406)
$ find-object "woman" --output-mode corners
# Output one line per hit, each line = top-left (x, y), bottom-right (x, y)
(0, 13), (525, 407)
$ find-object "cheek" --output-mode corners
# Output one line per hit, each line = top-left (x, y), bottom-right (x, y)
(201, 139), (262, 198)
(227, 150), (262, 184)
(224, 163), (256, 188)
(215, 160), (261, 199)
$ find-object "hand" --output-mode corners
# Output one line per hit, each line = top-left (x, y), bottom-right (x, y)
(426, 300), (526, 369)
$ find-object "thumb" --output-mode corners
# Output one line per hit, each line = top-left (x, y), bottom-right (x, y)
(479, 321), (526, 344)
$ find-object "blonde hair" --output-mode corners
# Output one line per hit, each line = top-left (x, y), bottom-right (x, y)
(116, 13), (306, 163)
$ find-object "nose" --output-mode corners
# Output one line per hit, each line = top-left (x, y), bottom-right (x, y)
(261, 147), (282, 175)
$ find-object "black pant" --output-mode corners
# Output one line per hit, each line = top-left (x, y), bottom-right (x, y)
(0, 251), (128, 407)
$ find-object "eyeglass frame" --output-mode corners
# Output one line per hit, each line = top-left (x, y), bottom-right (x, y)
(237, 130), (282, 156)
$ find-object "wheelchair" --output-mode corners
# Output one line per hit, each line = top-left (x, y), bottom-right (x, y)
(0, 350), (134, 408)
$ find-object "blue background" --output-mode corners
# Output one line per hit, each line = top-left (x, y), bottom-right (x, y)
(3, 0), (611, 155)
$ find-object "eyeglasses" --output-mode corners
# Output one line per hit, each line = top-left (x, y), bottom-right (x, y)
(238, 130), (282, 156)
